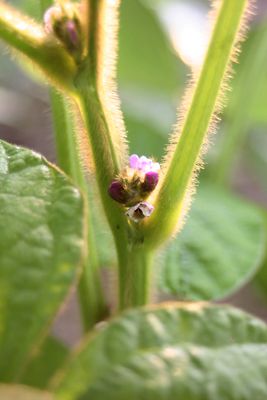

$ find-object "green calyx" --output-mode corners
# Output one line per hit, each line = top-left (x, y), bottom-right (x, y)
(44, 2), (85, 63)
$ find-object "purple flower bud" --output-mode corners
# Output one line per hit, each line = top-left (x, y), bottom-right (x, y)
(142, 171), (159, 192)
(43, 4), (83, 59)
(65, 20), (79, 47)
(108, 181), (128, 204)
(126, 202), (154, 223)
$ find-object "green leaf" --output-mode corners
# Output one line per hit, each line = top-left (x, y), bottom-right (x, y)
(54, 303), (267, 399)
(0, 384), (53, 400)
(89, 192), (116, 268)
(159, 185), (266, 300)
(49, 91), (108, 329)
(0, 140), (85, 381)
(21, 337), (68, 389)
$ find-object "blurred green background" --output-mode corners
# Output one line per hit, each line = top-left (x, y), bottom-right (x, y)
(1, 0), (267, 338)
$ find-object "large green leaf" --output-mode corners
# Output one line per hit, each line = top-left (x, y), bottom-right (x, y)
(21, 337), (68, 389)
(0, 140), (85, 381)
(0, 384), (53, 400)
(54, 303), (267, 399)
(159, 185), (265, 300)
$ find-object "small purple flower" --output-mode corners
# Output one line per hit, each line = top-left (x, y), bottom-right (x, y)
(126, 202), (154, 223)
(129, 154), (160, 174)
(108, 154), (160, 206)
(108, 181), (128, 204)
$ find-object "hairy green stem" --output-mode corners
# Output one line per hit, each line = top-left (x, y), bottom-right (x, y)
(75, 84), (128, 244)
(115, 222), (154, 308)
(74, 0), (127, 242)
(74, 0), (132, 309)
(75, 81), (157, 309)
(50, 93), (78, 176)
(116, 244), (153, 310)
(121, 246), (153, 308)
(38, 0), (107, 330)
(143, 0), (248, 248)
(50, 91), (107, 330)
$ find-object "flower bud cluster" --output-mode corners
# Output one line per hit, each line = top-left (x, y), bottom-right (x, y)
(108, 154), (160, 222)
(44, 2), (84, 62)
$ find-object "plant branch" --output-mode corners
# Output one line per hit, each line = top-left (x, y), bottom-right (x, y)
(73, 0), (130, 309)
(121, 245), (153, 308)
(74, 0), (127, 224)
(50, 91), (108, 330)
(75, 84), (129, 258)
(39, 0), (107, 329)
(143, 0), (249, 248)
(0, 1), (76, 91)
